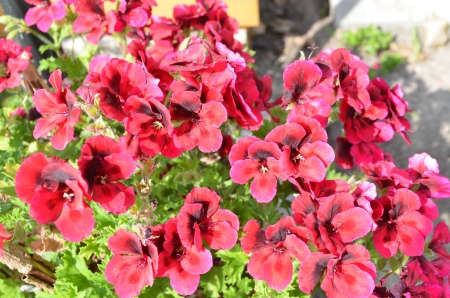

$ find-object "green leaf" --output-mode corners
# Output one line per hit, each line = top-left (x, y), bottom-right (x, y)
(389, 257), (402, 273)
(216, 245), (249, 285)
(0, 278), (25, 298)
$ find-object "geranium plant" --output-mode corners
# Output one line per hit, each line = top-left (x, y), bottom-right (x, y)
(0, 0), (449, 297)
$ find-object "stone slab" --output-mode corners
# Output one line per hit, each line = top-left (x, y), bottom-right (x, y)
(330, 0), (450, 28)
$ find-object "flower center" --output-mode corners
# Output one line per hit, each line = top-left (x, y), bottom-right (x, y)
(153, 121), (164, 129)
(260, 165), (269, 174)
(292, 153), (305, 163)
(63, 192), (75, 202)
(100, 174), (109, 184)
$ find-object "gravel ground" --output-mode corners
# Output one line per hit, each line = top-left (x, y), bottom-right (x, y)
(251, 0), (450, 224)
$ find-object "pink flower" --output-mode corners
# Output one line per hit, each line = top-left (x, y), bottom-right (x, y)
(265, 115), (334, 182)
(74, 0), (117, 44)
(305, 193), (372, 255)
(0, 224), (12, 257)
(0, 38), (31, 92)
(281, 59), (333, 125)
(299, 245), (376, 297)
(124, 96), (182, 158)
(177, 188), (239, 250)
(33, 69), (80, 150)
(372, 188), (433, 258)
(229, 137), (288, 202)
(157, 217), (213, 296)
(408, 153), (450, 200)
(24, 0), (66, 32)
(15, 153), (94, 242)
(429, 222), (450, 260)
(106, 229), (158, 298)
(241, 217), (310, 290)
(170, 91), (227, 152)
(77, 135), (136, 214)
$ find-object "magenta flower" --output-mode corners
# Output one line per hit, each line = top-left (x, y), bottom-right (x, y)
(389, 259), (443, 298)
(15, 153), (94, 242)
(0, 38), (31, 92)
(98, 58), (147, 121)
(330, 48), (370, 113)
(158, 217), (213, 296)
(105, 229), (158, 298)
(299, 244), (376, 297)
(305, 193), (372, 255)
(241, 217), (310, 290)
(429, 222), (450, 260)
(177, 187), (239, 250)
(77, 135), (136, 214)
(0, 224), (12, 256)
(170, 91), (227, 153)
(33, 69), (80, 150)
(281, 59), (332, 125)
(229, 138), (288, 202)
(24, 0), (66, 32)
(124, 96), (182, 158)
(408, 153), (450, 200)
(74, 0), (117, 44)
(372, 188), (433, 258)
(265, 115), (334, 182)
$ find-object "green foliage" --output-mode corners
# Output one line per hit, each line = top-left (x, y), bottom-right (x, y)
(341, 25), (393, 55)
(379, 53), (403, 75)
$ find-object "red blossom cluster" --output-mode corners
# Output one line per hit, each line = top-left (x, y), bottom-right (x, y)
(105, 187), (239, 297)
(0, 38), (31, 93)
(8, 0), (450, 297)
(15, 135), (136, 242)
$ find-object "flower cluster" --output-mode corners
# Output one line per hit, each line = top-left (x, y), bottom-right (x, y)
(0, 38), (31, 93)
(2, 0), (448, 297)
(15, 135), (136, 241)
(105, 187), (239, 297)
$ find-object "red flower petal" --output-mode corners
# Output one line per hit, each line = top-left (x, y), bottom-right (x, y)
(230, 159), (260, 184)
(54, 202), (94, 242)
(228, 136), (260, 165)
(108, 229), (143, 256)
(298, 252), (335, 294)
(332, 207), (372, 242)
(15, 153), (51, 204)
(263, 250), (293, 290)
(180, 246), (213, 275)
(185, 187), (220, 217)
(250, 172), (278, 203)
(241, 219), (267, 254)
(247, 246), (273, 281)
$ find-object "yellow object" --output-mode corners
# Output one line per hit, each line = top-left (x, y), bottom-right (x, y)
(105, 0), (260, 28)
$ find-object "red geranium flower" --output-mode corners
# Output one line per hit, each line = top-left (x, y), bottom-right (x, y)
(158, 217), (213, 296)
(170, 91), (227, 152)
(0, 38), (32, 92)
(24, 0), (66, 32)
(330, 48), (370, 113)
(429, 221), (450, 260)
(98, 58), (147, 121)
(305, 193), (372, 255)
(372, 188), (433, 258)
(280, 59), (333, 125)
(389, 259), (443, 298)
(15, 153), (94, 242)
(77, 135), (136, 214)
(229, 138), (288, 202)
(177, 187), (239, 250)
(241, 217), (310, 290)
(33, 69), (81, 150)
(124, 96), (182, 158)
(114, 0), (152, 31)
(265, 115), (334, 182)
(408, 153), (450, 200)
(106, 229), (158, 298)
(74, 0), (117, 44)
(299, 244), (376, 297)
(0, 224), (12, 257)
